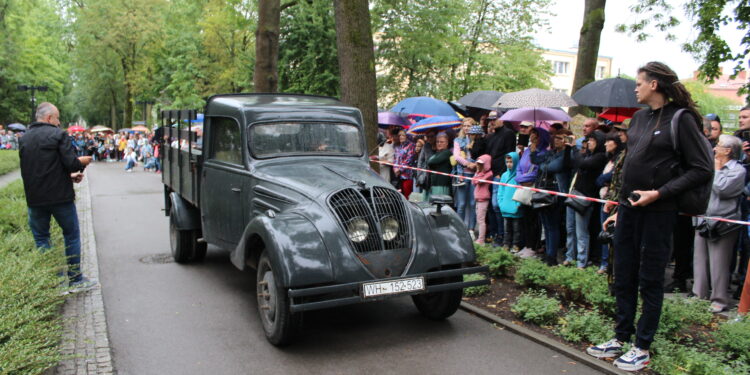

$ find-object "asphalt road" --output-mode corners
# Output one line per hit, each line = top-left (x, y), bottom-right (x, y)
(88, 161), (603, 375)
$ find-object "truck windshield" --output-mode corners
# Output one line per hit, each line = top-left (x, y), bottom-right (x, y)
(250, 122), (363, 158)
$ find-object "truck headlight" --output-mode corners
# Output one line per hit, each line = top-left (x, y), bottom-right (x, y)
(347, 219), (369, 243)
(380, 217), (399, 241)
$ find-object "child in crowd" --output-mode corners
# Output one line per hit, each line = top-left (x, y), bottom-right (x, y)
(472, 154), (493, 244)
(123, 147), (137, 172)
(497, 152), (522, 252)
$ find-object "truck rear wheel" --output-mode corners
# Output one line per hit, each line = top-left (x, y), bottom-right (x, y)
(412, 276), (462, 320)
(256, 252), (299, 346)
(169, 208), (195, 263)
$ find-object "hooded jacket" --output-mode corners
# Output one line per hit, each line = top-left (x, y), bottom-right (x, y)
(19, 122), (85, 207)
(516, 128), (550, 184)
(573, 130), (608, 198)
(497, 152), (522, 218)
(472, 154), (494, 201)
(486, 124), (517, 176)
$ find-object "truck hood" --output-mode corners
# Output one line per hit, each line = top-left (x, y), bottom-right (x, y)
(253, 159), (390, 200)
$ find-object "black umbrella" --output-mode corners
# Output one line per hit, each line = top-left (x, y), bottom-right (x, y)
(7, 123), (26, 132)
(458, 90), (504, 110)
(572, 77), (644, 108)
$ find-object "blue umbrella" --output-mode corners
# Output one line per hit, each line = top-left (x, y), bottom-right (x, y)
(378, 112), (410, 128)
(7, 123), (26, 132)
(407, 115), (461, 134)
(390, 97), (457, 119)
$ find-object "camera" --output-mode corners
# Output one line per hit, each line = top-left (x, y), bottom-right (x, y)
(741, 130), (750, 143)
(564, 135), (575, 144)
(598, 222), (616, 244)
(628, 192), (641, 202)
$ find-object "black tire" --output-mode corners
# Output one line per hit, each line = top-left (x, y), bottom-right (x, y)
(412, 277), (463, 320)
(169, 208), (194, 263)
(256, 252), (300, 346)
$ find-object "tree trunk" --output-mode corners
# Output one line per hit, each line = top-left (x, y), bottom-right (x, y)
(110, 87), (118, 129)
(254, 0), (280, 92)
(569, 0), (606, 116)
(124, 81), (133, 130)
(333, 0), (378, 160)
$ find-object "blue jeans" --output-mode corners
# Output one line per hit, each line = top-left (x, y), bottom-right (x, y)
(491, 177), (504, 242)
(599, 207), (610, 269)
(565, 206), (577, 262)
(539, 205), (562, 263)
(572, 205), (593, 267)
(28, 202), (82, 283)
(125, 159), (135, 170)
(455, 172), (476, 230)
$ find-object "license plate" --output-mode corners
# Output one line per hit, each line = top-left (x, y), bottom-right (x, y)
(362, 276), (425, 299)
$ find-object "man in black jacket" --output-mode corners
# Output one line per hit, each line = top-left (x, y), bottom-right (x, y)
(486, 114), (517, 245)
(587, 62), (713, 372)
(19, 102), (94, 292)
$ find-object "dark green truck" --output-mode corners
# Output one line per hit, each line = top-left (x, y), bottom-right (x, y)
(161, 93), (488, 345)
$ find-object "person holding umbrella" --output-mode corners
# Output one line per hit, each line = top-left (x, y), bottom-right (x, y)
(393, 129), (417, 199)
(453, 118), (479, 236)
(426, 132), (453, 197)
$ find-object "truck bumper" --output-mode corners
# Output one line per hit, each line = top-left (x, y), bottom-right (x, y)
(287, 265), (489, 313)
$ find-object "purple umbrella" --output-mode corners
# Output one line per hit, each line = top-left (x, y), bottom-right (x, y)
(407, 115), (461, 134)
(499, 107), (570, 123)
(378, 112), (410, 128)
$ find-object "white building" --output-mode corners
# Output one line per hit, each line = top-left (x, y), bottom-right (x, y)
(541, 48), (613, 95)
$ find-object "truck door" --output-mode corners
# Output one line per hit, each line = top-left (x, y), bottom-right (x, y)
(201, 116), (246, 246)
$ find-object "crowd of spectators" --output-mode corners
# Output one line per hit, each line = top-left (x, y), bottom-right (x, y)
(0, 127), (21, 149)
(69, 131), (161, 173)
(376, 106), (750, 315)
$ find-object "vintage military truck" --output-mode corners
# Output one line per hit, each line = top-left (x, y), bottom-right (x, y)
(160, 93), (488, 345)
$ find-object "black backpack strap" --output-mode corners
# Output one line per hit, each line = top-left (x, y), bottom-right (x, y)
(670, 108), (688, 155)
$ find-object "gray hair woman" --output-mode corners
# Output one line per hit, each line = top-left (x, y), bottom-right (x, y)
(693, 134), (746, 313)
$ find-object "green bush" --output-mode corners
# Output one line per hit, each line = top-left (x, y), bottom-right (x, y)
(555, 308), (614, 344)
(650, 339), (750, 375)
(514, 258), (549, 287)
(657, 296), (713, 336)
(0, 180), (66, 375)
(474, 244), (517, 277)
(463, 273), (490, 296)
(715, 317), (750, 362)
(511, 290), (560, 325)
(0, 150), (19, 176)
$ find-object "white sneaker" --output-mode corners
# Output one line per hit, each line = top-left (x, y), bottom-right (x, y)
(518, 248), (536, 259)
(614, 346), (650, 371)
(586, 338), (623, 358)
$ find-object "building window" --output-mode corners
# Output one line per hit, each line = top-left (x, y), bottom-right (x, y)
(596, 66), (607, 79)
(553, 88), (568, 95)
(553, 61), (569, 75)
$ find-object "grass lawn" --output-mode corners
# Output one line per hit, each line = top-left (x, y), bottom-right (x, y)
(0, 150), (19, 176)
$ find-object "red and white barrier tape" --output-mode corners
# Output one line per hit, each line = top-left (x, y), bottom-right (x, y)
(370, 159), (750, 227)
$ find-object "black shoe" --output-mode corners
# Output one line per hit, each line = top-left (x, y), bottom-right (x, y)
(734, 284), (743, 300)
(665, 279), (687, 293)
(545, 256), (558, 267)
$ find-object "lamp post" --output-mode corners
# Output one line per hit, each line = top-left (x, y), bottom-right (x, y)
(17, 85), (49, 123)
(135, 100), (155, 126)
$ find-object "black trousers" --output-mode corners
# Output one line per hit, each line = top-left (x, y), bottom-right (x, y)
(613, 205), (676, 350)
(672, 214), (695, 281)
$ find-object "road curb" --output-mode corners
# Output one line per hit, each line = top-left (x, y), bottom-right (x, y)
(460, 302), (628, 375)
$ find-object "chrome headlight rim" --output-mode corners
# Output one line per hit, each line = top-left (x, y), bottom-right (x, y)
(346, 218), (369, 243)
(380, 216), (399, 241)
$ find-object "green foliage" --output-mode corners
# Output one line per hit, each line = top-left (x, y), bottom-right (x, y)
(474, 244), (517, 277)
(555, 309), (614, 344)
(656, 296), (713, 336)
(650, 339), (750, 375)
(513, 258), (549, 287)
(683, 80), (738, 126)
(463, 273), (490, 296)
(715, 317), (750, 362)
(511, 289), (560, 325)
(0, 150), (19, 176)
(0, 180), (66, 375)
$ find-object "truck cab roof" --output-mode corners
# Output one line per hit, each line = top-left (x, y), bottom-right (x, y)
(206, 93), (363, 126)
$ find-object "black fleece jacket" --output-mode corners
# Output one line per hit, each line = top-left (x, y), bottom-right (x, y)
(19, 122), (85, 207)
(619, 103), (713, 211)
(486, 125), (516, 176)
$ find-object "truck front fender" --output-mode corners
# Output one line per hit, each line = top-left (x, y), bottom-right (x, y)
(169, 192), (201, 231)
(420, 204), (476, 265)
(231, 213), (334, 288)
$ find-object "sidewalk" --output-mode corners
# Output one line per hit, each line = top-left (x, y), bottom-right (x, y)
(52, 176), (115, 375)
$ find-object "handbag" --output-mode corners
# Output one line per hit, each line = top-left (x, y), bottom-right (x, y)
(531, 168), (557, 210)
(512, 187), (533, 206)
(565, 173), (593, 213)
(697, 220), (742, 239)
(669, 109), (714, 215)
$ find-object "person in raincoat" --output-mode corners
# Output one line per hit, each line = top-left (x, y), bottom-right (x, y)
(497, 152), (522, 251)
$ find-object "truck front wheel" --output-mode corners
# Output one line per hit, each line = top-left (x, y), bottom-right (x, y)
(256, 252), (299, 346)
(411, 277), (462, 320)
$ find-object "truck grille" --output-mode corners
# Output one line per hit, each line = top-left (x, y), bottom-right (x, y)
(328, 187), (411, 253)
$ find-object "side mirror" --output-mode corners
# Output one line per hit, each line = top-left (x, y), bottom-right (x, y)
(429, 195), (453, 215)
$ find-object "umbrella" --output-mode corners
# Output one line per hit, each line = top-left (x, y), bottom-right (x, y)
(390, 96), (457, 119)
(572, 77), (643, 108)
(67, 125), (85, 133)
(7, 123), (26, 132)
(598, 107), (640, 122)
(458, 90), (504, 110)
(407, 115), (461, 134)
(500, 107), (571, 123)
(493, 88), (577, 108)
(89, 125), (113, 133)
(118, 128), (132, 133)
(378, 112), (410, 128)
(131, 125), (150, 133)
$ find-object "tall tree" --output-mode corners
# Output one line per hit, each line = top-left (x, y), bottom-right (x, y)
(254, 0), (280, 92)
(570, 0), (606, 116)
(333, 0), (378, 155)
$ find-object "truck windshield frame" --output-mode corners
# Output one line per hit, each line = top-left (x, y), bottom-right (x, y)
(248, 121), (364, 159)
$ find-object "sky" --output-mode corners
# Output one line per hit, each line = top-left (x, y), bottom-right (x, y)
(534, 1), (746, 80)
